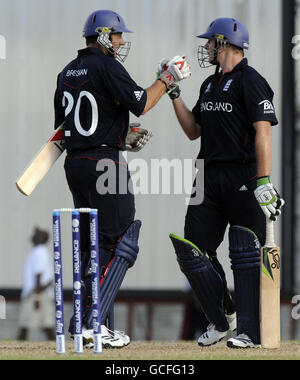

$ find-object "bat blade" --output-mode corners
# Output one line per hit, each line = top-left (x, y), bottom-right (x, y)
(16, 125), (66, 196)
(260, 244), (281, 348)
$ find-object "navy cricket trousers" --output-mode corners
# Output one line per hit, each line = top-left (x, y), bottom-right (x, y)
(184, 162), (266, 251)
(64, 147), (135, 254)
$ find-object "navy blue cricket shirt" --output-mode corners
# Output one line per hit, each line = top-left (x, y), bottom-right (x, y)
(192, 58), (278, 166)
(54, 47), (147, 153)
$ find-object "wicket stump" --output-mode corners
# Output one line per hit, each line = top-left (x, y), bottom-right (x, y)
(52, 208), (102, 354)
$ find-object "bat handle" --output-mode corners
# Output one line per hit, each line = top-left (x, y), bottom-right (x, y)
(265, 218), (276, 247)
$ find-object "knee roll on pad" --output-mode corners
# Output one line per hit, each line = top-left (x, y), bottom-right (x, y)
(115, 220), (141, 268)
(170, 234), (229, 331)
(229, 226), (261, 344)
(229, 226), (261, 269)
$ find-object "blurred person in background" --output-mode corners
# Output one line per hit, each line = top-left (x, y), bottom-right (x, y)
(17, 227), (55, 341)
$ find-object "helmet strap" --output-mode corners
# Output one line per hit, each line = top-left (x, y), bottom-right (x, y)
(214, 63), (221, 76)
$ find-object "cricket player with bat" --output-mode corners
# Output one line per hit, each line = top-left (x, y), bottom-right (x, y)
(52, 9), (191, 349)
(165, 18), (284, 348)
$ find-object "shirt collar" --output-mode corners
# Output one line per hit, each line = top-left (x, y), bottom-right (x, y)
(219, 58), (248, 76)
(231, 58), (248, 72)
(77, 47), (108, 58)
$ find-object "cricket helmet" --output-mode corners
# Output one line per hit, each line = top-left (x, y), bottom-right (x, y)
(197, 17), (249, 50)
(197, 17), (249, 68)
(83, 10), (133, 62)
(83, 10), (133, 37)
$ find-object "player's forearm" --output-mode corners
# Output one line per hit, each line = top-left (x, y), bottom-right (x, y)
(142, 81), (167, 115)
(254, 121), (272, 178)
(172, 98), (201, 140)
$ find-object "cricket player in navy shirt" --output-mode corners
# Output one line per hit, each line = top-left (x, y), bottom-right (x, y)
(167, 18), (284, 348)
(54, 9), (191, 348)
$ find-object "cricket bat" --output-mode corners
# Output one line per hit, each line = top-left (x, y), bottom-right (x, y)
(260, 218), (281, 348)
(16, 124), (66, 196)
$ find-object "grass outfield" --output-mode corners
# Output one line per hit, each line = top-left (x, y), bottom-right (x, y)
(0, 341), (300, 360)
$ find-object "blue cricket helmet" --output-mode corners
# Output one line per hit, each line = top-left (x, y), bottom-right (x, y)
(83, 10), (133, 38)
(197, 17), (249, 50)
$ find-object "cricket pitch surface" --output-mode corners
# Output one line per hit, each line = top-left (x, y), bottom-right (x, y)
(0, 341), (300, 360)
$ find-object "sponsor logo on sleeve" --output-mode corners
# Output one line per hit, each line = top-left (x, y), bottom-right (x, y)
(134, 90), (144, 102)
(259, 100), (275, 114)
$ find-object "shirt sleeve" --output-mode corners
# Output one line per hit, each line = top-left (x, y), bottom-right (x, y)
(101, 59), (147, 117)
(242, 70), (278, 126)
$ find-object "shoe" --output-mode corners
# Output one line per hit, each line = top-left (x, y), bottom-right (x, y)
(198, 324), (228, 347)
(198, 312), (237, 347)
(70, 325), (126, 349)
(69, 327), (95, 349)
(107, 328), (131, 346)
(82, 327), (94, 349)
(226, 312), (237, 332)
(101, 325), (126, 349)
(227, 334), (261, 349)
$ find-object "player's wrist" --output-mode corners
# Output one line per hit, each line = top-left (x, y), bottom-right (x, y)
(157, 78), (168, 91)
(168, 86), (181, 100)
(159, 70), (175, 88)
(257, 176), (270, 187)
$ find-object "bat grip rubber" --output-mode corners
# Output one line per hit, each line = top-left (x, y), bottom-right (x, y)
(265, 219), (276, 248)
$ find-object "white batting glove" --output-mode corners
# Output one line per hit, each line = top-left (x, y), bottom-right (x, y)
(167, 55), (192, 81)
(157, 58), (169, 76)
(157, 58), (182, 99)
(159, 55), (191, 88)
(254, 177), (285, 221)
(126, 123), (153, 152)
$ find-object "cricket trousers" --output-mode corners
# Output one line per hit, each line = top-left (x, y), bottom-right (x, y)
(65, 147), (135, 333)
(64, 146), (135, 258)
(185, 162), (266, 248)
(184, 162), (265, 343)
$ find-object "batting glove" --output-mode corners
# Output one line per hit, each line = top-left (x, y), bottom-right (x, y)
(157, 58), (169, 76)
(254, 177), (285, 221)
(157, 59), (182, 100)
(167, 55), (192, 81)
(159, 55), (191, 89)
(126, 123), (153, 152)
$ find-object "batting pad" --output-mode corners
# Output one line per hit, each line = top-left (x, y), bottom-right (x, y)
(229, 226), (261, 344)
(86, 220), (142, 328)
(169, 234), (229, 332)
